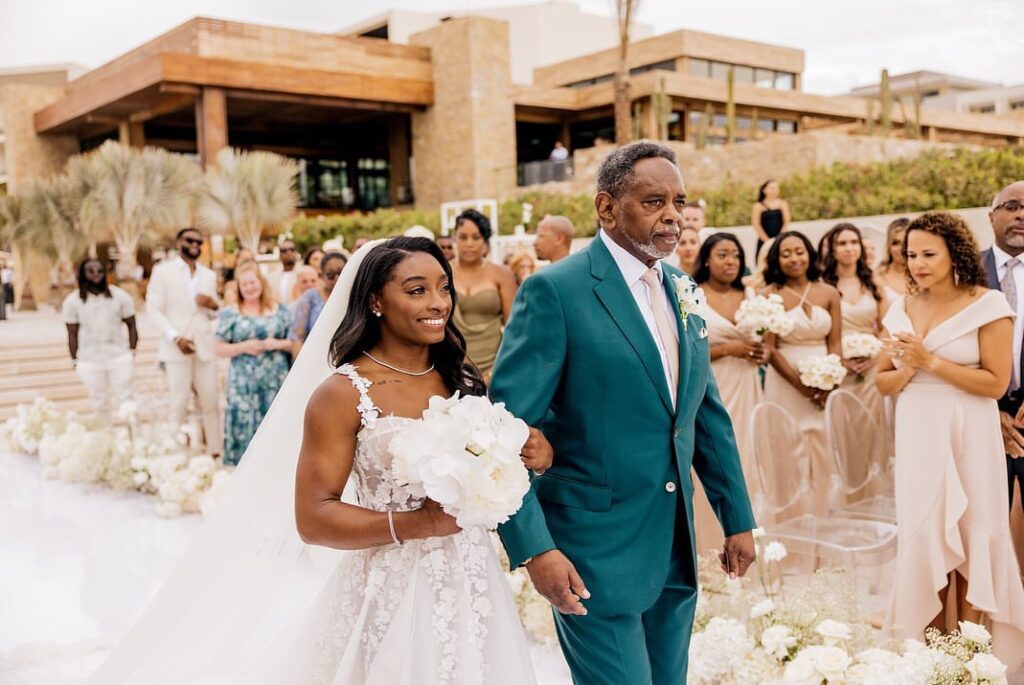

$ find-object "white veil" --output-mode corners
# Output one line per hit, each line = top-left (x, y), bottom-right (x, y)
(89, 240), (387, 684)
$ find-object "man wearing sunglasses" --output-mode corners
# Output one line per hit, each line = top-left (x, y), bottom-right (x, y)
(146, 227), (222, 457)
(268, 238), (300, 306)
(983, 181), (1024, 511)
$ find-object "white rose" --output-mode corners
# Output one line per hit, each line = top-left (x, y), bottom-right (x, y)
(751, 598), (775, 619)
(805, 645), (852, 682)
(752, 527), (766, 539)
(761, 624), (797, 660)
(763, 541), (788, 563)
(958, 620), (992, 645)
(133, 472), (149, 487)
(966, 652), (1007, 682)
(782, 654), (820, 685)
(815, 619), (852, 645)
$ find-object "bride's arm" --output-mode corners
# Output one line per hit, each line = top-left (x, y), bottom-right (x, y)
(295, 379), (459, 550)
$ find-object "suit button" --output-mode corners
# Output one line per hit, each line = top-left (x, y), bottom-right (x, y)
(665, 482), (677, 493)
(673, 427), (680, 439)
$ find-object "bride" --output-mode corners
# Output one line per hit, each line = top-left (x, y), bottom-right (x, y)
(89, 237), (549, 683)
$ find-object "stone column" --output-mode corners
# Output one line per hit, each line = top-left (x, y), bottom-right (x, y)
(195, 87), (228, 168)
(0, 83), (79, 310)
(410, 17), (516, 211)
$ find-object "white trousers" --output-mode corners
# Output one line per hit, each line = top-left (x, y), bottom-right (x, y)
(165, 357), (222, 456)
(76, 352), (134, 420)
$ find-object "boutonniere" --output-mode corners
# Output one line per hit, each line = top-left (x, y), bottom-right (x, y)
(670, 274), (706, 331)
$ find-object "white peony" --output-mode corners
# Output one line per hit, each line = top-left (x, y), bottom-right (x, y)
(751, 598), (775, 619)
(736, 293), (794, 341)
(782, 653), (821, 685)
(761, 624), (797, 660)
(803, 645), (852, 682)
(763, 541), (788, 563)
(797, 354), (848, 391)
(688, 617), (754, 683)
(815, 619), (852, 645)
(841, 333), (883, 360)
(958, 620), (992, 645)
(965, 652), (1007, 683)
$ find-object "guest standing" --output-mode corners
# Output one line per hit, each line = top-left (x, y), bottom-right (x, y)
(751, 180), (790, 258)
(436, 235), (455, 262)
(304, 247), (324, 274)
(761, 231), (842, 517)
(222, 248), (255, 307)
(291, 252), (348, 350)
(877, 211), (1024, 669)
(216, 261), (293, 465)
(693, 233), (766, 549)
(63, 259), (138, 420)
(877, 217), (910, 301)
(821, 223), (888, 431)
(147, 228), (222, 457)
(533, 215), (574, 264)
(450, 209), (516, 381)
(508, 252), (536, 285)
(291, 265), (319, 303)
(271, 238), (299, 305)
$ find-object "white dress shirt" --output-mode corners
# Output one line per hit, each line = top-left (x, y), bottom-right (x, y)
(161, 256), (213, 343)
(993, 244), (1024, 390)
(599, 230), (679, 402)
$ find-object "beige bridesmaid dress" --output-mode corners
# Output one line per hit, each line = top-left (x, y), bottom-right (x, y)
(692, 289), (764, 553)
(883, 291), (1024, 670)
(763, 288), (836, 518)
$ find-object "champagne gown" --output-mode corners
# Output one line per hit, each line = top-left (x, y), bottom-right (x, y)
(693, 289), (764, 553)
(762, 288), (836, 518)
(883, 292), (1024, 671)
(453, 290), (503, 379)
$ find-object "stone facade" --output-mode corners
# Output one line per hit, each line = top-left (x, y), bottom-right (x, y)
(410, 16), (517, 210)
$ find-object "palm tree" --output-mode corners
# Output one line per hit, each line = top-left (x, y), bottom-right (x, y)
(21, 181), (91, 295)
(78, 141), (202, 280)
(199, 148), (299, 254)
(613, 0), (641, 145)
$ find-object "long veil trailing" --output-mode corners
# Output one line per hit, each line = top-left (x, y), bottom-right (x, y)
(89, 240), (387, 684)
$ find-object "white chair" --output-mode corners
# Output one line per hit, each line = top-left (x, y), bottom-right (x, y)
(824, 389), (896, 524)
(750, 401), (897, 594)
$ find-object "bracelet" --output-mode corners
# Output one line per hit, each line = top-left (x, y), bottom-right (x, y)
(386, 510), (402, 545)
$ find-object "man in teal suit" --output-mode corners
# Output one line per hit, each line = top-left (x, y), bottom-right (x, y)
(491, 142), (757, 684)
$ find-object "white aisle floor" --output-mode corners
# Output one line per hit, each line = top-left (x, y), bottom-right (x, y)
(0, 451), (572, 684)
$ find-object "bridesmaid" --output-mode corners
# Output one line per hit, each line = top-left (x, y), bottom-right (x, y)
(877, 212), (1024, 669)
(761, 231), (843, 517)
(693, 233), (767, 551)
(876, 217), (910, 302)
(821, 223), (888, 427)
(449, 209), (517, 382)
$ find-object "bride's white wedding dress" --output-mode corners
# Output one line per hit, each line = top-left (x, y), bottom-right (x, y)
(243, 364), (537, 684)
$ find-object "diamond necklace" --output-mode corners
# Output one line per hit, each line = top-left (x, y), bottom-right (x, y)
(362, 351), (435, 376)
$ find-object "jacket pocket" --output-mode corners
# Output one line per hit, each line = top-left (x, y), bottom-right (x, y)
(535, 472), (613, 512)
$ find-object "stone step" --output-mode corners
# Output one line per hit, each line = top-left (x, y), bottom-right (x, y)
(0, 366), (166, 391)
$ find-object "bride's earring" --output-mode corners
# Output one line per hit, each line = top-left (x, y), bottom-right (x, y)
(372, 310), (382, 318)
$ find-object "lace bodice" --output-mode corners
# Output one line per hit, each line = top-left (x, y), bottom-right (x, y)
(334, 364), (426, 513)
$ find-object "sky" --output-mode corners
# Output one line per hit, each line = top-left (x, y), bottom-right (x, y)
(0, 0), (1021, 95)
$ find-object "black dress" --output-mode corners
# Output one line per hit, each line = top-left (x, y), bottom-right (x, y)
(755, 205), (785, 258)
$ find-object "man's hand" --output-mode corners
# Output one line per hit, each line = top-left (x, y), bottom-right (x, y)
(719, 530), (756, 579)
(175, 337), (196, 355)
(195, 294), (218, 311)
(521, 427), (554, 473)
(525, 549), (590, 615)
(1000, 411), (1024, 458)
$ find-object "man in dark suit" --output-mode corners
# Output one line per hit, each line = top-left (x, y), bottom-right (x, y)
(982, 180), (1024, 509)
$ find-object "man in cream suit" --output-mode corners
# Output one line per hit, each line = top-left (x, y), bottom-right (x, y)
(147, 227), (222, 456)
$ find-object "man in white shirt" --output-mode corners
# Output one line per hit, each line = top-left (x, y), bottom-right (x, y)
(63, 259), (138, 421)
(146, 228), (222, 457)
(275, 238), (299, 305)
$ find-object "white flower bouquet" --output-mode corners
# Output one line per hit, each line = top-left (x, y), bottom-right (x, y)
(389, 394), (531, 529)
(736, 294), (794, 342)
(797, 354), (848, 392)
(841, 333), (883, 360)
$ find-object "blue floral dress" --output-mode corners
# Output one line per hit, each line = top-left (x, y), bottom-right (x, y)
(216, 305), (293, 465)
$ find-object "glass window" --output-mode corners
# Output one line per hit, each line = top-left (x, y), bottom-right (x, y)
(1010, 100), (1024, 111)
(710, 61), (731, 81)
(734, 65), (754, 84)
(736, 116), (752, 130)
(969, 103), (995, 113)
(757, 118), (775, 132)
(689, 58), (709, 78)
(755, 68), (775, 89)
(632, 59), (676, 76)
(712, 113), (728, 128)
(667, 111), (684, 141)
(774, 72), (795, 90)
(776, 120), (797, 133)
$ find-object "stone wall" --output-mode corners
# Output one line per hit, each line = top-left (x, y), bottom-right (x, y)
(410, 17), (517, 210)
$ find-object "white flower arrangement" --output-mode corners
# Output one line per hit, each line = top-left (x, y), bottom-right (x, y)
(736, 293), (795, 342)
(842, 333), (884, 360)
(389, 394), (531, 529)
(797, 354), (848, 392)
(671, 273), (707, 331)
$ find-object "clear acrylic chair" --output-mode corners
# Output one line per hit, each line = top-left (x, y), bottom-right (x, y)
(750, 401), (897, 595)
(824, 389), (896, 524)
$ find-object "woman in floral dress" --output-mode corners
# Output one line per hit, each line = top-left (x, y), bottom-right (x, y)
(216, 261), (293, 465)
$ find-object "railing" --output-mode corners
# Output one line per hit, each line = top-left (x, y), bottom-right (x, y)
(517, 159), (573, 187)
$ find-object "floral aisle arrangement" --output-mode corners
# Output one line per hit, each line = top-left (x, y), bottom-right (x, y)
(841, 333), (884, 382)
(796, 354), (848, 392)
(0, 398), (231, 518)
(736, 294), (795, 342)
(389, 394), (531, 529)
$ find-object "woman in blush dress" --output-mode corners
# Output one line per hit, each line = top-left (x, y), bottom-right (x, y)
(761, 231), (843, 517)
(876, 217), (910, 303)
(877, 212), (1024, 670)
(693, 233), (766, 550)
(821, 223), (888, 433)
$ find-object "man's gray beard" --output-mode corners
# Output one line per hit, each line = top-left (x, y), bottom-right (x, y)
(1005, 233), (1024, 250)
(628, 235), (674, 260)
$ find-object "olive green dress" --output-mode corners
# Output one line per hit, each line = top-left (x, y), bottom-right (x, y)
(454, 289), (503, 378)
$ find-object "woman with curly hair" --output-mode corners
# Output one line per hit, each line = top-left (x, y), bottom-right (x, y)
(821, 223), (888, 437)
(877, 212), (1024, 667)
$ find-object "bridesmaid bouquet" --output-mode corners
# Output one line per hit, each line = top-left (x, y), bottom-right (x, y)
(841, 333), (884, 382)
(735, 294), (794, 342)
(389, 394), (532, 528)
(796, 354), (848, 392)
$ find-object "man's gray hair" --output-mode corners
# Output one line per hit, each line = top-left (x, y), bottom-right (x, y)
(596, 141), (678, 199)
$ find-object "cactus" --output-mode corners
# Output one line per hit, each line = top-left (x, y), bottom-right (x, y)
(726, 66), (736, 144)
(864, 98), (875, 136)
(751, 107), (759, 140)
(880, 68), (891, 137)
(694, 103), (713, 150)
(632, 101), (642, 140)
(653, 77), (671, 141)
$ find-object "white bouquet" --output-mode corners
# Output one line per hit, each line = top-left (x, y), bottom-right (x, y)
(842, 333), (883, 360)
(390, 394), (531, 528)
(735, 294), (794, 341)
(797, 354), (847, 391)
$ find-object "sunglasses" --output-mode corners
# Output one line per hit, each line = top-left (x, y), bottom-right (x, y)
(280, 247), (296, 253)
(995, 199), (1024, 214)
(181, 237), (204, 246)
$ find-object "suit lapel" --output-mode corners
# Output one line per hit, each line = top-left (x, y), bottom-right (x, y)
(590, 240), (674, 415)
(984, 249), (1000, 290)
(662, 269), (695, 418)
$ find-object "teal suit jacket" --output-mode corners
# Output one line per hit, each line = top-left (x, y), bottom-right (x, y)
(492, 236), (756, 616)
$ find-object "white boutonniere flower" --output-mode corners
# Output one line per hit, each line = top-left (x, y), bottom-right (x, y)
(670, 273), (706, 331)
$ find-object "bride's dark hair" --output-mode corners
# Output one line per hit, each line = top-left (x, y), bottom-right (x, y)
(328, 237), (486, 397)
